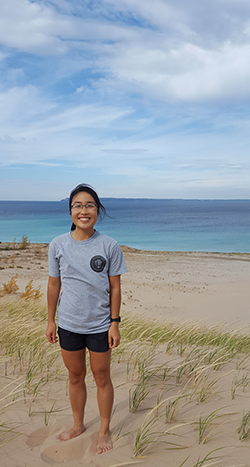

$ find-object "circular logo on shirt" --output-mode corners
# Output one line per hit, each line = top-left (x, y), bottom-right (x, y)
(90, 255), (106, 272)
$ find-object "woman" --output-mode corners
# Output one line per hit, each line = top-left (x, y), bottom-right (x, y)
(46, 184), (127, 454)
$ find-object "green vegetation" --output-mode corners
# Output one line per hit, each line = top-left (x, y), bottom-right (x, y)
(121, 313), (250, 354)
(237, 411), (250, 441)
(1, 300), (250, 462)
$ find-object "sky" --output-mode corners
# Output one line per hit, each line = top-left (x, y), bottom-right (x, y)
(0, 0), (250, 200)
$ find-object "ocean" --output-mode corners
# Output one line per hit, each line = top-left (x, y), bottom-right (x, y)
(0, 199), (250, 253)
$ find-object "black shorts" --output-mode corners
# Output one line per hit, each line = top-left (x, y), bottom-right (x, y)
(58, 327), (109, 353)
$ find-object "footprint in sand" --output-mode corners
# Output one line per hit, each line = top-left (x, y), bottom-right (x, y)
(26, 425), (63, 448)
(40, 432), (98, 464)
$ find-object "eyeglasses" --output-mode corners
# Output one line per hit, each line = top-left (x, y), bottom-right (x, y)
(71, 203), (98, 211)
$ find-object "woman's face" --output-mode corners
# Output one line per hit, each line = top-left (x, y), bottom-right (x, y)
(71, 191), (98, 234)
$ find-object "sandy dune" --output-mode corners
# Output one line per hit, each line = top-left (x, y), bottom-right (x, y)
(0, 243), (250, 466)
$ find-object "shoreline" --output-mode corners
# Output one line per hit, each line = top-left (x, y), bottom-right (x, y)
(1, 240), (250, 256)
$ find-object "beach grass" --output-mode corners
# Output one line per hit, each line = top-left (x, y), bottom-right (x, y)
(1, 297), (250, 462)
(237, 410), (250, 441)
(1, 297), (250, 361)
(121, 312), (250, 353)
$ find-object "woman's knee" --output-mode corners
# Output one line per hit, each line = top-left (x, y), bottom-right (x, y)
(92, 370), (111, 389)
(61, 348), (86, 384)
(68, 369), (86, 385)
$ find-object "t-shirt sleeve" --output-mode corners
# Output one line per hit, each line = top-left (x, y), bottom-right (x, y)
(48, 241), (60, 277)
(108, 243), (128, 276)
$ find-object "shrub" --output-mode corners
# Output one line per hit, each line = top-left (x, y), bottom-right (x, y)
(9, 254), (16, 268)
(20, 280), (43, 300)
(34, 245), (42, 255)
(0, 274), (19, 295)
(19, 235), (30, 250)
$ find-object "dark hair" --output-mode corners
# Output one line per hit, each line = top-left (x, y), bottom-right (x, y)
(69, 184), (106, 231)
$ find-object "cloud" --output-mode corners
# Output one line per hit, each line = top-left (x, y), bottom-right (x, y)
(0, 0), (139, 56)
(102, 148), (149, 154)
(1, 0), (250, 102)
(0, 82), (136, 166)
(96, 34), (250, 102)
(0, 0), (250, 199)
(0, 1), (68, 54)
(0, 85), (55, 126)
(97, 1), (250, 102)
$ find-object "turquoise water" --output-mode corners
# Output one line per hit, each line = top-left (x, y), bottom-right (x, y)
(0, 199), (250, 252)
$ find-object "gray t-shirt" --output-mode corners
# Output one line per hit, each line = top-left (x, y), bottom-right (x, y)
(49, 230), (128, 334)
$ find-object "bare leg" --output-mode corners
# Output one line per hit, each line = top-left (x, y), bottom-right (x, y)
(58, 348), (87, 441)
(89, 349), (113, 454)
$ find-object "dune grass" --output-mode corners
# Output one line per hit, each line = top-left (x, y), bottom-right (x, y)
(1, 299), (250, 366)
(121, 313), (250, 354)
(237, 410), (250, 441)
(0, 297), (65, 407)
(1, 298), (250, 462)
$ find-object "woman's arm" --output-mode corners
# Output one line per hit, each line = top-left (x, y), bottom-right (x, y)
(46, 276), (61, 344)
(108, 275), (121, 349)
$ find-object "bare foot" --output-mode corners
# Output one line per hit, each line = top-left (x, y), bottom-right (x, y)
(57, 426), (85, 441)
(97, 431), (113, 454)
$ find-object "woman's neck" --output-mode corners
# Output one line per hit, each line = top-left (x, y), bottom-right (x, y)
(71, 228), (95, 241)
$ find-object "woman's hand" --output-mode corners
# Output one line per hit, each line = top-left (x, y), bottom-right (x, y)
(46, 321), (58, 344)
(108, 323), (121, 349)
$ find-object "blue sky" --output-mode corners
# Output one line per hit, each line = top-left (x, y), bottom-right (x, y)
(0, 0), (250, 200)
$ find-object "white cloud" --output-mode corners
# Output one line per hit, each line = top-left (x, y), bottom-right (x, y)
(0, 1), (68, 54)
(96, 36), (250, 102)
(0, 0), (250, 199)
(1, 0), (250, 101)
(0, 83), (135, 165)
(102, 148), (148, 155)
(0, 0), (138, 55)
(0, 86), (55, 126)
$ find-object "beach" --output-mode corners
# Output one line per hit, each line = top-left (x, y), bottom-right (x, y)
(1, 242), (249, 327)
(1, 243), (250, 466)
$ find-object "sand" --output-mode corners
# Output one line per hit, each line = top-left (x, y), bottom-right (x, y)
(0, 243), (250, 467)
